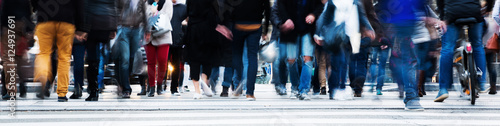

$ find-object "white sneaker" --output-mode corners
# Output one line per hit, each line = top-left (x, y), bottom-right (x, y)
(193, 93), (202, 99)
(172, 92), (181, 96)
(200, 81), (213, 97)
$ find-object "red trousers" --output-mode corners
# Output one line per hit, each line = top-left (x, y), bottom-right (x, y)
(145, 43), (170, 87)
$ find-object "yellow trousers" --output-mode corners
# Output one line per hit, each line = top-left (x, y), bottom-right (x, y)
(34, 21), (75, 97)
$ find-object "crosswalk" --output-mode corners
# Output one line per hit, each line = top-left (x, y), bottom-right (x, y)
(1, 110), (500, 125)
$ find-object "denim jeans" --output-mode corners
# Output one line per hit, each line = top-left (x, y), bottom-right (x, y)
(328, 47), (348, 93)
(415, 40), (436, 71)
(439, 22), (487, 93)
(369, 47), (389, 90)
(389, 25), (419, 103)
(349, 45), (369, 94)
(72, 43), (85, 91)
(113, 27), (142, 93)
(298, 34), (315, 94)
(232, 28), (261, 95)
(98, 43), (110, 89)
(209, 67), (220, 93)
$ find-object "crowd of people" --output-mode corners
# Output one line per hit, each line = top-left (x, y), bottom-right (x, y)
(1, 0), (499, 111)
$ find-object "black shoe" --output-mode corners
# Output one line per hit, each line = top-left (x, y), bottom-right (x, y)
(137, 85), (147, 95)
(320, 87), (327, 95)
(122, 92), (131, 98)
(2, 95), (14, 100)
(58, 96), (68, 102)
(148, 86), (155, 97)
(489, 91), (497, 95)
(220, 86), (229, 97)
(70, 87), (82, 99)
(19, 85), (27, 98)
(354, 93), (362, 97)
(156, 86), (163, 95)
(85, 91), (99, 101)
(36, 93), (45, 99)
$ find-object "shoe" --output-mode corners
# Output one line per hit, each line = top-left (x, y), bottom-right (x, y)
(489, 91), (497, 95)
(479, 83), (490, 93)
(329, 92), (334, 100)
(246, 95), (256, 101)
(70, 87), (82, 99)
(122, 92), (131, 98)
(231, 84), (243, 99)
(2, 95), (14, 100)
(19, 85), (27, 98)
(354, 93), (362, 97)
(231, 92), (241, 99)
(376, 90), (383, 95)
(200, 81), (213, 97)
(137, 84), (147, 95)
(299, 94), (311, 101)
(156, 85), (164, 95)
(220, 86), (229, 97)
(58, 96), (68, 102)
(172, 92), (181, 96)
(148, 86), (155, 97)
(405, 100), (424, 111)
(36, 93), (45, 99)
(434, 91), (449, 102)
(320, 87), (327, 95)
(193, 93), (202, 99)
(184, 86), (190, 92)
(399, 90), (404, 99)
(85, 91), (99, 101)
(289, 92), (298, 99)
(312, 92), (320, 99)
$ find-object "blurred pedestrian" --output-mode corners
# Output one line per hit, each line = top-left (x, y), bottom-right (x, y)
(32, 0), (88, 102)
(168, 0), (187, 96)
(115, 0), (151, 98)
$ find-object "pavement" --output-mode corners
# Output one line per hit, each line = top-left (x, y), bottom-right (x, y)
(0, 83), (499, 125)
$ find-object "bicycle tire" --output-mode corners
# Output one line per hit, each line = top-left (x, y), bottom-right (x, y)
(466, 53), (477, 105)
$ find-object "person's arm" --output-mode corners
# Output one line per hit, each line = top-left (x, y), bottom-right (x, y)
(493, 0), (500, 25)
(314, 1), (332, 44)
(262, 0), (271, 36)
(270, 0), (281, 27)
(277, 0), (290, 26)
(437, 0), (444, 20)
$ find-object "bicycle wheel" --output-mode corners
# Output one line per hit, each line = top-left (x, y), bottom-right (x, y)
(466, 53), (477, 105)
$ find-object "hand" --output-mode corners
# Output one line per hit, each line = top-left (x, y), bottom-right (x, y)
(363, 30), (375, 41)
(437, 20), (447, 33)
(305, 14), (316, 24)
(314, 37), (324, 46)
(145, 32), (151, 42)
(216, 24), (233, 41)
(281, 19), (295, 33)
(381, 45), (388, 50)
(75, 31), (87, 41)
(110, 31), (117, 39)
(261, 34), (268, 41)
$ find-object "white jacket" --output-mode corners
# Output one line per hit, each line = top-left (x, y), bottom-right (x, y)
(146, 0), (173, 46)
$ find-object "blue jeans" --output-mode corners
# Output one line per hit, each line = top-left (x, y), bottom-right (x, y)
(232, 28), (261, 95)
(98, 43), (110, 89)
(297, 34), (315, 94)
(349, 44), (369, 94)
(329, 48), (348, 92)
(389, 25), (419, 103)
(113, 27), (142, 93)
(369, 47), (389, 90)
(439, 22), (487, 93)
(72, 43), (85, 90)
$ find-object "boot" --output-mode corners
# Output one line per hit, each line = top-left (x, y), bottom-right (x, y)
(137, 84), (147, 95)
(70, 86), (82, 99)
(85, 90), (99, 101)
(417, 70), (425, 97)
(19, 82), (27, 98)
(157, 85), (163, 95)
(220, 86), (229, 97)
(489, 83), (497, 94)
(148, 86), (155, 97)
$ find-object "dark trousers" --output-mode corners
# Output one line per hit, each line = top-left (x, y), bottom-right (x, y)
(349, 46), (369, 94)
(72, 43), (85, 91)
(169, 46), (183, 93)
(486, 50), (497, 89)
(86, 30), (112, 92)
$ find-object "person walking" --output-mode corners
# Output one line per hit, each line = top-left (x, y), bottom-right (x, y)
(32, 0), (88, 102)
(144, 0), (173, 97)
(168, 0), (187, 96)
(115, 0), (151, 98)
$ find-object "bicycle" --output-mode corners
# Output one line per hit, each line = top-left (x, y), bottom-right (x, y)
(452, 17), (483, 105)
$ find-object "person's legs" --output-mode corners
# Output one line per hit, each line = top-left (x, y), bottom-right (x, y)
(55, 22), (76, 99)
(115, 27), (132, 96)
(317, 47), (328, 94)
(469, 22), (488, 91)
(298, 34), (314, 99)
(98, 43), (110, 90)
(170, 47), (181, 94)
(277, 41), (289, 93)
(377, 48), (389, 91)
(286, 41), (300, 96)
(145, 43), (158, 89)
(437, 23), (459, 100)
(209, 67), (220, 94)
(85, 31), (102, 99)
(156, 44), (170, 94)
(245, 29), (261, 96)
(34, 22), (56, 99)
(231, 28), (246, 95)
(71, 42), (85, 99)
(350, 46), (369, 96)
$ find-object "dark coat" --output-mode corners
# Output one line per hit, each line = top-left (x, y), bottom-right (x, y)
(87, 0), (118, 31)
(171, 3), (188, 47)
(185, 0), (223, 66)
(277, 0), (323, 43)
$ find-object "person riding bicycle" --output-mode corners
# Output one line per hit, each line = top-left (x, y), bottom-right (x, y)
(435, 0), (494, 102)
